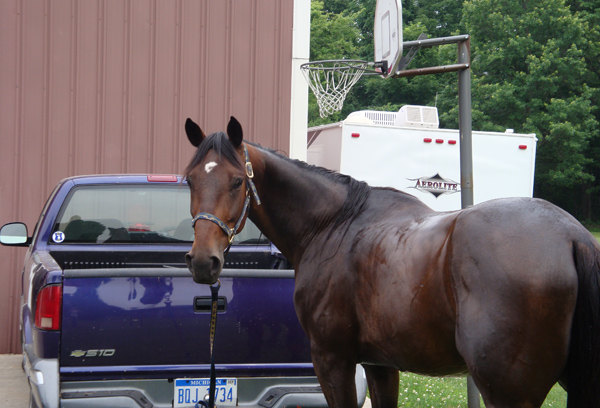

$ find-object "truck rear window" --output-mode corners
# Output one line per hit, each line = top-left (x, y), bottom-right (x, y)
(50, 184), (265, 245)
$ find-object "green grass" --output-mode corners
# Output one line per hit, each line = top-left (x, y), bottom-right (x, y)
(583, 222), (600, 241)
(396, 372), (567, 407)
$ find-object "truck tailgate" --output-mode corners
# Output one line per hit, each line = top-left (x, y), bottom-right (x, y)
(60, 268), (312, 377)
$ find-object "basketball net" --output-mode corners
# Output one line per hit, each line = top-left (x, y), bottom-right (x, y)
(301, 60), (369, 118)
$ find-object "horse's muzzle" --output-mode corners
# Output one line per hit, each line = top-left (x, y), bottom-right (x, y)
(185, 251), (223, 284)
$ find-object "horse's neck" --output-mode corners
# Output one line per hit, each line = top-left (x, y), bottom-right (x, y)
(249, 151), (347, 266)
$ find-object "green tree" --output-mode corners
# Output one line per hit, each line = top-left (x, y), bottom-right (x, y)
(566, 0), (600, 218)
(307, 1), (363, 125)
(308, 0), (600, 219)
(309, 0), (464, 125)
(309, 1), (362, 61)
(407, 0), (465, 37)
(453, 0), (599, 218)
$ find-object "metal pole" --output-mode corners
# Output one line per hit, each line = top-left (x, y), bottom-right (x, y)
(458, 37), (474, 209)
(457, 36), (480, 408)
(392, 63), (470, 78)
(467, 377), (481, 408)
(402, 34), (470, 49)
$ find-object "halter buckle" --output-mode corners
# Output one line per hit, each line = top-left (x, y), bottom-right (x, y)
(243, 143), (255, 179)
(245, 161), (254, 179)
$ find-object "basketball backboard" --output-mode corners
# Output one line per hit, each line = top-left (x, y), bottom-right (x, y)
(374, 0), (403, 77)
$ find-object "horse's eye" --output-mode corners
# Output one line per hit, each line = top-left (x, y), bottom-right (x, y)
(233, 178), (244, 189)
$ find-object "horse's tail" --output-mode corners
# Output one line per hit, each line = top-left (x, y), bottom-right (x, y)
(566, 237), (600, 407)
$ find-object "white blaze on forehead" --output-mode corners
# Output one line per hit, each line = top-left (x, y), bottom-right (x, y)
(204, 162), (218, 173)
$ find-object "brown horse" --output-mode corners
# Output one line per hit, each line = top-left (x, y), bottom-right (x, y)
(183, 117), (600, 408)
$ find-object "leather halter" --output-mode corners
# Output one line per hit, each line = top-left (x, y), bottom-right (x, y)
(191, 143), (261, 244)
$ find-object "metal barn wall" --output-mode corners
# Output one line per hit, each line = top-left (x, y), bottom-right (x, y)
(0, 0), (309, 354)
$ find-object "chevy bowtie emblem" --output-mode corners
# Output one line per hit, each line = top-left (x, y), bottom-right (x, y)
(409, 173), (460, 198)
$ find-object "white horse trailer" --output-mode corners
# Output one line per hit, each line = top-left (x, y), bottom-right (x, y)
(307, 106), (537, 212)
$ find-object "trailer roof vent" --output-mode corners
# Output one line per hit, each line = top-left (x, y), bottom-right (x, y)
(345, 110), (398, 126)
(394, 105), (439, 129)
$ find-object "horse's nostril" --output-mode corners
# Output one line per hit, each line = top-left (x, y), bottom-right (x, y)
(209, 256), (221, 274)
(185, 252), (193, 269)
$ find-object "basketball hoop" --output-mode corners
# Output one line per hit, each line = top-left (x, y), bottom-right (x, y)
(301, 60), (373, 118)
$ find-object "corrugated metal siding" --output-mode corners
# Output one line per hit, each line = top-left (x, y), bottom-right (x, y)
(0, 0), (300, 354)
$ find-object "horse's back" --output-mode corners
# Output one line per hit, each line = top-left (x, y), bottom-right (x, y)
(451, 197), (586, 287)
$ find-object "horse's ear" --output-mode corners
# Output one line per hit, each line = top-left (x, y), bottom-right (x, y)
(185, 118), (206, 147)
(227, 116), (243, 147)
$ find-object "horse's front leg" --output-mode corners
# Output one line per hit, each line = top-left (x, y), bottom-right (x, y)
(310, 342), (359, 408)
(363, 364), (399, 408)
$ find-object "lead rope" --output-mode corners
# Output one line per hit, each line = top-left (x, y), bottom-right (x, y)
(196, 279), (221, 408)
(208, 280), (220, 408)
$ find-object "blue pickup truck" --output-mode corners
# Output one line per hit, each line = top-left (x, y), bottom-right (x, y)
(0, 174), (367, 408)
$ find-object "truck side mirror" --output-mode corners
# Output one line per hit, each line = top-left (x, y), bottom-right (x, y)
(0, 222), (30, 246)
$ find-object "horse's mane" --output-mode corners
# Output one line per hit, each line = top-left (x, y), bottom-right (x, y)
(252, 143), (372, 235)
(184, 135), (371, 234)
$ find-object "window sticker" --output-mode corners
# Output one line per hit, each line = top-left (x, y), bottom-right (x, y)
(52, 231), (65, 243)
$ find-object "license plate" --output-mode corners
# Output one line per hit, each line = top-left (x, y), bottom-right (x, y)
(174, 378), (238, 407)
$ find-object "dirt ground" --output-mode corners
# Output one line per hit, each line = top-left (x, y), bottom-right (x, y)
(0, 354), (29, 407)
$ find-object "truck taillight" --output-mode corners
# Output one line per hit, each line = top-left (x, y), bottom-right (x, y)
(35, 285), (62, 330)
